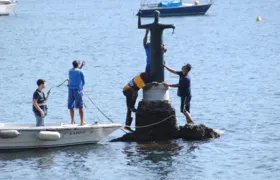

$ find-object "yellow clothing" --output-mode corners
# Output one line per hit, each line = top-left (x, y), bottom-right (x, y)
(123, 74), (146, 91)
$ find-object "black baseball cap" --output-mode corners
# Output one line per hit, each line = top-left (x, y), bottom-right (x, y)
(72, 60), (80, 67)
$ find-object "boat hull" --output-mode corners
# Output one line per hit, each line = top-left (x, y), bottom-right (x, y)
(139, 4), (211, 17)
(0, 122), (121, 150)
(0, 3), (16, 16)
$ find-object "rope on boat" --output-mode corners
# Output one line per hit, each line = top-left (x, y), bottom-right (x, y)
(49, 80), (177, 132)
(84, 91), (127, 133)
(83, 92), (177, 132)
(84, 91), (114, 123)
(49, 79), (69, 92)
(56, 79), (68, 87)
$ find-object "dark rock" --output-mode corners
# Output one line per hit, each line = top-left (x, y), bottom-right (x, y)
(110, 132), (159, 142)
(110, 133), (139, 142)
(135, 100), (179, 140)
(110, 124), (219, 142)
(111, 100), (220, 142)
(178, 124), (220, 140)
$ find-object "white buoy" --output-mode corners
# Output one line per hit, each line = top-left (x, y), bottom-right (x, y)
(0, 130), (20, 138)
(256, 16), (262, 22)
(38, 131), (61, 141)
(194, 0), (199, 5)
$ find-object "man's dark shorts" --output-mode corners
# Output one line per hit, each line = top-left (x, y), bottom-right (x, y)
(68, 89), (83, 109)
(180, 96), (191, 113)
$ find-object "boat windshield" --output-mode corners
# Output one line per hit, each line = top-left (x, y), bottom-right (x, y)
(158, 1), (182, 7)
(141, 0), (183, 7)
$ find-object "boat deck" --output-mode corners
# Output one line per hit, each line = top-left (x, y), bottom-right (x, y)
(0, 122), (122, 130)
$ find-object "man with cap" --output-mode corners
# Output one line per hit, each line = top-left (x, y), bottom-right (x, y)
(123, 72), (156, 132)
(163, 63), (194, 124)
(68, 60), (86, 125)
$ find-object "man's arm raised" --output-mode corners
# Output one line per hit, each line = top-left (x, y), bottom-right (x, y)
(163, 64), (177, 75)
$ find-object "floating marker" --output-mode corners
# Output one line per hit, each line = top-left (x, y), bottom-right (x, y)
(256, 16), (262, 22)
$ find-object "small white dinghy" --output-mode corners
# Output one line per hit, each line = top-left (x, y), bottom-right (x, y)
(0, 122), (121, 150)
(0, 0), (17, 16)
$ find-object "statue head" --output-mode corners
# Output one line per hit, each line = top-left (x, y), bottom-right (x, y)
(154, 10), (160, 23)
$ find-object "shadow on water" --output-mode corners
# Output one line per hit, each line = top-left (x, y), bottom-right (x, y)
(0, 144), (106, 170)
(0, 143), (121, 180)
(121, 140), (206, 179)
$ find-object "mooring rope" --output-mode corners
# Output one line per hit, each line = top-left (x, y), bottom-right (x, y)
(130, 114), (175, 129)
(51, 80), (176, 132)
(84, 91), (127, 133)
(84, 92), (178, 133)
(56, 79), (68, 87)
(84, 91), (114, 123)
(49, 79), (68, 91)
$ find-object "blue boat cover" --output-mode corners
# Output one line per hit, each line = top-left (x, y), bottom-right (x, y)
(158, 1), (182, 7)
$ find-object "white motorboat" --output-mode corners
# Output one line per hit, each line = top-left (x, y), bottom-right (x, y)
(0, 122), (121, 150)
(0, 0), (17, 16)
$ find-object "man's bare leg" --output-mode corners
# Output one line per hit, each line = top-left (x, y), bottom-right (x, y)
(70, 108), (75, 124)
(79, 108), (85, 125)
(183, 111), (194, 124)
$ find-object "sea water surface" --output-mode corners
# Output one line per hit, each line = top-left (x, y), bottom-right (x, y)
(0, 0), (280, 179)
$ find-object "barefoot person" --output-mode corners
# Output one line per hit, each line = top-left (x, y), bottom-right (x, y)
(33, 79), (51, 126)
(163, 63), (194, 124)
(68, 60), (86, 125)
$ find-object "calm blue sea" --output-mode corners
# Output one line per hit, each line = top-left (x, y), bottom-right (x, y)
(0, 0), (280, 179)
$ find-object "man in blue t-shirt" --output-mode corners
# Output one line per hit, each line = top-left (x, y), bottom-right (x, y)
(163, 63), (194, 124)
(68, 60), (85, 125)
(143, 29), (167, 75)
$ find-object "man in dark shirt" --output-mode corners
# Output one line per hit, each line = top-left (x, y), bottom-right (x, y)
(163, 64), (194, 124)
(33, 79), (51, 126)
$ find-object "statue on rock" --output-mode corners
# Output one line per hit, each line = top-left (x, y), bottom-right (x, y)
(112, 10), (220, 142)
(137, 10), (175, 82)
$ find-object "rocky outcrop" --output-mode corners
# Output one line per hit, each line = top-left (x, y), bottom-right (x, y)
(111, 124), (219, 142)
(135, 100), (179, 140)
(177, 124), (220, 140)
(111, 100), (220, 142)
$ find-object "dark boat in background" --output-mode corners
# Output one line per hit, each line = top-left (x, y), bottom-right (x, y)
(138, 0), (212, 17)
